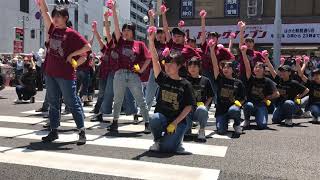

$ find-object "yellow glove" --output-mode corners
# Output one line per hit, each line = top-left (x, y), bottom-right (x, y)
(133, 64), (140, 73)
(234, 100), (242, 107)
(295, 98), (301, 105)
(71, 59), (78, 69)
(265, 100), (271, 106)
(197, 102), (205, 107)
(166, 123), (176, 134)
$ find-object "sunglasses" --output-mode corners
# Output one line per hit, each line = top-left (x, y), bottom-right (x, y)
(188, 61), (200, 66)
(220, 62), (233, 68)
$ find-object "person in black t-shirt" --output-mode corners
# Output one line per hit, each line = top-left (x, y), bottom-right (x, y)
(186, 57), (214, 142)
(210, 41), (245, 135)
(266, 60), (309, 126)
(241, 48), (279, 129)
(148, 31), (195, 153)
(15, 60), (37, 103)
(296, 60), (320, 123)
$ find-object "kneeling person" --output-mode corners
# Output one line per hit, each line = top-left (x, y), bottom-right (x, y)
(148, 31), (195, 153)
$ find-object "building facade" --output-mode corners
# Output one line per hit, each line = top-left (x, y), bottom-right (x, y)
(165, 0), (320, 55)
(0, 0), (104, 54)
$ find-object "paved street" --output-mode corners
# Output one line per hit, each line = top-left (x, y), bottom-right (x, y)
(0, 87), (319, 180)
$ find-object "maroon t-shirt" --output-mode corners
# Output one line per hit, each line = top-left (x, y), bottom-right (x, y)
(200, 41), (234, 71)
(99, 41), (120, 79)
(46, 24), (88, 80)
(77, 51), (92, 71)
(116, 38), (151, 72)
(238, 49), (264, 76)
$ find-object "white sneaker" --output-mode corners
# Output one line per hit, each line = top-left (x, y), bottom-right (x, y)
(285, 119), (293, 126)
(241, 120), (250, 127)
(14, 99), (23, 103)
(149, 141), (160, 152)
(302, 111), (312, 118)
(234, 125), (242, 134)
(197, 129), (206, 141)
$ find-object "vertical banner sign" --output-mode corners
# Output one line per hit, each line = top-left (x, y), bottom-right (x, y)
(181, 0), (194, 18)
(224, 0), (239, 17)
(13, 27), (24, 53)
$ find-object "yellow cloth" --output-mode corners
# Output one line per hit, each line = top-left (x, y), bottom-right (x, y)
(161, 60), (165, 65)
(166, 123), (176, 134)
(197, 102), (205, 107)
(295, 98), (301, 105)
(71, 59), (78, 69)
(234, 100), (242, 107)
(133, 64), (140, 72)
(265, 100), (271, 106)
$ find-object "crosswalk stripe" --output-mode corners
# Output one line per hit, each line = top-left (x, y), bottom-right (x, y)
(0, 127), (228, 157)
(0, 146), (220, 180)
(0, 116), (233, 140)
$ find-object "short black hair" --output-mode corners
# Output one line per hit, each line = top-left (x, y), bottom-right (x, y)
(245, 37), (255, 43)
(207, 32), (219, 38)
(156, 28), (164, 34)
(187, 56), (201, 67)
(187, 37), (197, 43)
(52, 6), (69, 21)
(164, 52), (185, 66)
(122, 23), (136, 38)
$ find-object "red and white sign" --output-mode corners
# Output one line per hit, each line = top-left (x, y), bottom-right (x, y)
(13, 27), (24, 53)
(184, 23), (320, 44)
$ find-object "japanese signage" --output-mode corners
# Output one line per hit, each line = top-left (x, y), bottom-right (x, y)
(181, 0), (194, 18)
(13, 27), (24, 53)
(224, 0), (239, 17)
(184, 23), (320, 44)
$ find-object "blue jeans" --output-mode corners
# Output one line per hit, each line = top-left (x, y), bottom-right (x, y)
(76, 70), (91, 98)
(243, 102), (268, 129)
(309, 104), (320, 118)
(123, 88), (138, 115)
(216, 105), (241, 134)
(145, 69), (159, 110)
(272, 100), (299, 123)
(149, 113), (187, 153)
(187, 106), (209, 130)
(16, 85), (35, 100)
(45, 76), (84, 129)
(113, 70), (148, 122)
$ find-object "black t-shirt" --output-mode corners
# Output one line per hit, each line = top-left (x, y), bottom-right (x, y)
(215, 74), (246, 116)
(186, 75), (214, 104)
(155, 71), (195, 122)
(274, 75), (306, 103)
(246, 76), (276, 104)
(305, 80), (320, 105)
(21, 70), (36, 92)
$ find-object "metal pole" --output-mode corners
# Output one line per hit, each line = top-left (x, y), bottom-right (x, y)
(22, 16), (25, 53)
(40, 16), (44, 48)
(273, 0), (282, 68)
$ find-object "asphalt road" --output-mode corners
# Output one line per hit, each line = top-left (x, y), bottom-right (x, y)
(0, 87), (319, 180)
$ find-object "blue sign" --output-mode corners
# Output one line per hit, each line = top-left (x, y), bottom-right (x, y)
(224, 0), (239, 17)
(181, 0), (194, 18)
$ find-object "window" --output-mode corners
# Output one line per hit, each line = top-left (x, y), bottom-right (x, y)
(247, 0), (258, 17)
(84, 13), (88, 24)
(20, 0), (29, 13)
(131, 1), (137, 8)
(131, 12), (137, 19)
(30, 29), (35, 39)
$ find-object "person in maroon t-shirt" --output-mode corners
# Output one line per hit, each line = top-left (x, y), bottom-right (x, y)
(107, 1), (151, 133)
(37, 0), (91, 145)
(238, 21), (264, 79)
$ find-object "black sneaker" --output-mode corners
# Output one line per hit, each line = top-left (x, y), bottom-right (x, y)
(30, 97), (35, 103)
(89, 109), (97, 114)
(36, 107), (48, 112)
(133, 115), (140, 124)
(42, 130), (58, 142)
(43, 122), (50, 128)
(144, 123), (151, 134)
(61, 110), (70, 115)
(90, 114), (103, 122)
(77, 130), (86, 145)
(107, 121), (118, 132)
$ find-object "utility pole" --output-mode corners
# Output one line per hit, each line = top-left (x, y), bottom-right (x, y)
(273, 0), (282, 67)
(22, 16), (25, 53)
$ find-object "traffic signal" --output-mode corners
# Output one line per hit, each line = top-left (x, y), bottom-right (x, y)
(55, 0), (70, 5)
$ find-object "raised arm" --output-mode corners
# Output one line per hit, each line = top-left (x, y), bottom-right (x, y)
(161, 7), (171, 42)
(148, 9), (155, 27)
(200, 10), (206, 45)
(92, 22), (105, 50)
(104, 11), (113, 43)
(238, 21), (246, 48)
(228, 33), (235, 52)
(241, 46), (251, 79)
(38, 0), (53, 32)
(148, 32), (161, 78)
(295, 57), (308, 83)
(263, 51), (277, 79)
(111, 1), (121, 41)
(210, 43), (219, 79)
